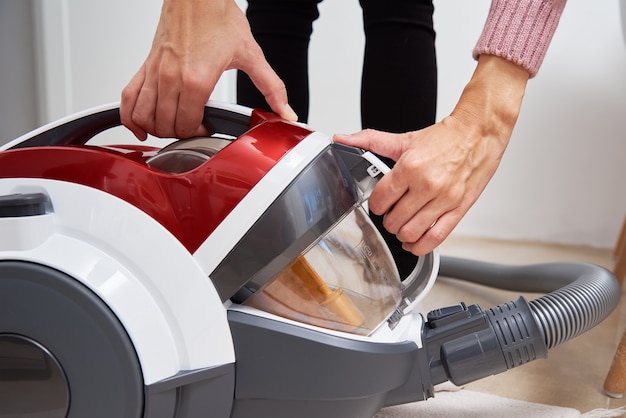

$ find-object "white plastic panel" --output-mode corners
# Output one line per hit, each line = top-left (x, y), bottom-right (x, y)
(0, 178), (235, 385)
(193, 130), (332, 276)
(0, 213), (54, 251)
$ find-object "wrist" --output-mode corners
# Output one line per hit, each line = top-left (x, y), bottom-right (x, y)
(451, 55), (529, 145)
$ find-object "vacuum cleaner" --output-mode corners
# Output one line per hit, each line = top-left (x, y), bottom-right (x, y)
(0, 102), (620, 418)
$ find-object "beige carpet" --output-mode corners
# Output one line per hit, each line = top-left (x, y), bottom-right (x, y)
(375, 389), (625, 418)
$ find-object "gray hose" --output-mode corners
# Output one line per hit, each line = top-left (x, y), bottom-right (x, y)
(438, 256), (621, 349)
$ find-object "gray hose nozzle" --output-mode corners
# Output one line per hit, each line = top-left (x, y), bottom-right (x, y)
(424, 256), (620, 386)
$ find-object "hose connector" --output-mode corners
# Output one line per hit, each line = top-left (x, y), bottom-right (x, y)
(424, 297), (547, 386)
(426, 258), (620, 388)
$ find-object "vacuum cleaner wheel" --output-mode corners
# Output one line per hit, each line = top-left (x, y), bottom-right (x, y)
(0, 261), (144, 418)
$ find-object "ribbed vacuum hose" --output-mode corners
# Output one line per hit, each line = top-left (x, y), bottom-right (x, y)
(528, 264), (619, 348)
(438, 256), (621, 349)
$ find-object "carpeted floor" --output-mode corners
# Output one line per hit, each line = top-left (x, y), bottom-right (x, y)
(376, 389), (582, 418)
(395, 235), (626, 417)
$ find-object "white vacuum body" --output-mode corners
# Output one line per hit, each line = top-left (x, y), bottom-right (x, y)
(0, 103), (438, 418)
(0, 103), (619, 418)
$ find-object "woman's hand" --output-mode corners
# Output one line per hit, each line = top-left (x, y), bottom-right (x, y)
(334, 55), (529, 255)
(121, 0), (297, 140)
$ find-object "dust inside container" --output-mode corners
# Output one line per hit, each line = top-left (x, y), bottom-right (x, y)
(243, 204), (403, 336)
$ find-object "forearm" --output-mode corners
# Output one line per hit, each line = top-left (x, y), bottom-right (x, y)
(156, 0), (237, 51)
(159, 0), (231, 16)
(121, 0), (294, 139)
(449, 54), (530, 154)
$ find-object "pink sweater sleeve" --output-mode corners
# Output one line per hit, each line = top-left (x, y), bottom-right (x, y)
(473, 0), (567, 77)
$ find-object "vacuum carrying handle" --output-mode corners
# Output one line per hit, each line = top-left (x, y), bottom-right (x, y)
(11, 107), (122, 149)
(9, 102), (253, 150)
(332, 143), (389, 201)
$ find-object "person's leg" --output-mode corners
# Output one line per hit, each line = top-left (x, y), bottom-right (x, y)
(237, 0), (323, 122)
(359, 0), (437, 278)
(360, 0), (437, 132)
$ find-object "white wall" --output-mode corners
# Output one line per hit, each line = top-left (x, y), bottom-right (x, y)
(308, 0), (626, 250)
(434, 1), (626, 249)
(18, 0), (626, 248)
(0, 0), (39, 142)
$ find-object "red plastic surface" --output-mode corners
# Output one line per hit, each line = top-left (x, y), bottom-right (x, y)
(0, 111), (313, 253)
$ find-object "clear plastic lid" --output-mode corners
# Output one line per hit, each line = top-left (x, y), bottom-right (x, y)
(243, 205), (402, 335)
(146, 137), (232, 173)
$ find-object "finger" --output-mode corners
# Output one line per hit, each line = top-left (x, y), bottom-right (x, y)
(239, 49), (298, 121)
(333, 130), (412, 215)
(401, 210), (463, 256)
(120, 68), (148, 141)
(175, 71), (216, 138)
(153, 60), (182, 138)
(391, 197), (441, 243)
(381, 162), (459, 235)
(131, 60), (160, 138)
(381, 187), (434, 236)
(367, 168), (408, 216)
(393, 175), (466, 238)
(333, 130), (406, 162)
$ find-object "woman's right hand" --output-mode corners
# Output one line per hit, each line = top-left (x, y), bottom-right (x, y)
(121, 0), (297, 140)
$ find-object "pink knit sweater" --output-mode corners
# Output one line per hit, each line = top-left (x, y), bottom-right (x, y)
(473, 0), (567, 77)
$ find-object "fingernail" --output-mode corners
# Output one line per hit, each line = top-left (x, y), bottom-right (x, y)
(284, 104), (298, 122)
(332, 133), (352, 144)
(132, 129), (147, 142)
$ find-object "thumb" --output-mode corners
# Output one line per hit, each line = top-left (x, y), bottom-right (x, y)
(333, 129), (406, 161)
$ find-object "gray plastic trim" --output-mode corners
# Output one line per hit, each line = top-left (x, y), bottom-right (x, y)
(216, 146), (359, 303)
(227, 310), (430, 418)
(144, 364), (235, 418)
(424, 297), (548, 386)
(0, 260), (236, 418)
(0, 260), (144, 417)
(0, 192), (50, 217)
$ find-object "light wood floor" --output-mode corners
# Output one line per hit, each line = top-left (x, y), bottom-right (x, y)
(424, 235), (626, 413)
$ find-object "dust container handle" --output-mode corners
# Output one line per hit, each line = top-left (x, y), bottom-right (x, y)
(8, 101), (253, 150)
(331, 143), (389, 201)
(398, 250), (439, 314)
(332, 143), (440, 314)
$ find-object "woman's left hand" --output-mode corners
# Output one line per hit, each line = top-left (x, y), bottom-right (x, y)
(334, 55), (529, 255)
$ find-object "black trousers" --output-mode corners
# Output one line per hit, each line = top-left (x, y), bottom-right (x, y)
(237, 0), (437, 278)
